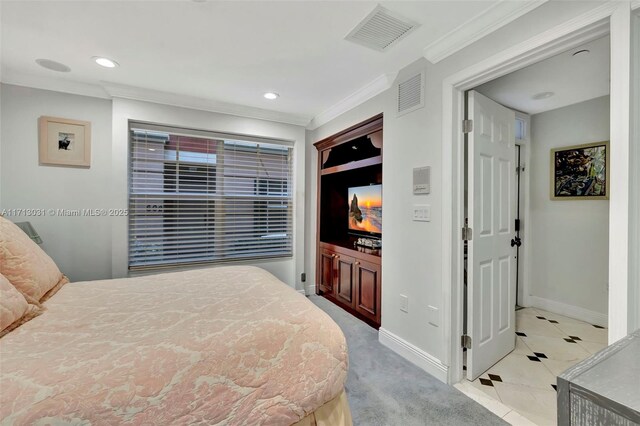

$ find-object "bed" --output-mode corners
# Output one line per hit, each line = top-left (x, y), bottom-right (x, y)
(0, 219), (351, 425)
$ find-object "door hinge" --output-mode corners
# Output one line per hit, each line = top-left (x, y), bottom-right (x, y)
(461, 334), (472, 349)
(462, 119), (473, 134)
(462, 226), (472, 241)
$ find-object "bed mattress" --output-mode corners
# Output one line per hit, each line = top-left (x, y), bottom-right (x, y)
(0, 266), (348, 425)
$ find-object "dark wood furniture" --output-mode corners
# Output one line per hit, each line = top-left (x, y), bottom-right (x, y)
(314, 114), (383, 329)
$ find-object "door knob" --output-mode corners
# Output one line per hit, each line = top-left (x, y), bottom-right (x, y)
(510, 237), (522, 247)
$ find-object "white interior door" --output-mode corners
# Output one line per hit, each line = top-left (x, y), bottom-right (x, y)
(466, 90), (517, 380)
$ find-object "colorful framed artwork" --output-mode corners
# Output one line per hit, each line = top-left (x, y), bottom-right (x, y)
(39, 116), (91, 168)
(551, 141), (609, 200)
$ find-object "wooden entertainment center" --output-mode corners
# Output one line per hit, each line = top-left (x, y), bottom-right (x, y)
(314, 114), (382, 329)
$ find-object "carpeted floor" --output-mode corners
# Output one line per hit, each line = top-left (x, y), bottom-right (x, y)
(310, 295), (506, 426)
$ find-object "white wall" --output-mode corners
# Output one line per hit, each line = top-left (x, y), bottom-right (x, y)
(629, 9), (640, 333)
(110, 98), (306, 290)
(528, 96), (610, 322)
(0, 86), (306, 288)
(306, 1), (614, 377)
(0, 84), (114, 281)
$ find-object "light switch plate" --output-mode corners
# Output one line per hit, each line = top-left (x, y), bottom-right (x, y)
(412, 204), (431, 222)
(427, 305), (439, 327)
(400, 294), (409, 313)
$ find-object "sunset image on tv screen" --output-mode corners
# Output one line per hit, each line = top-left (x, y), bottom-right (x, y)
(348, 185), (382, 234)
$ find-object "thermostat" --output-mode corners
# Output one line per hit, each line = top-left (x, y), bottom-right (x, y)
(413, 166), (430, 194)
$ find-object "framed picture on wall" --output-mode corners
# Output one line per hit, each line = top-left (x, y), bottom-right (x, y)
(550, 141), (609, 200)
(39, 116), (91, 168)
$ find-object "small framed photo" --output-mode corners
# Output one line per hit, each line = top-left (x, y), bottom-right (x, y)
(39, 116), (91, 168)
(551, 141), (609, 200)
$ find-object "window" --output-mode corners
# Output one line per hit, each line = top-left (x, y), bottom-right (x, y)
(515, 117), (527, 141)
(129, 123), (293, 270)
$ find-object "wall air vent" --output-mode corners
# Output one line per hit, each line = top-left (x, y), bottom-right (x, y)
(345, 5), (420, 52)
(397, 71), (424, 116)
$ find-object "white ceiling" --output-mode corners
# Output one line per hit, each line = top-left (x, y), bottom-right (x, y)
(0, 1), (545, 126)
(476, 35), (610, 115)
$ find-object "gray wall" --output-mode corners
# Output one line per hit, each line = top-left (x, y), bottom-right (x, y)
(306, 0), (609, 369)
(1, 85), (114, 281)
(0, 85), (307, 287)
(529, 96), (610, 318)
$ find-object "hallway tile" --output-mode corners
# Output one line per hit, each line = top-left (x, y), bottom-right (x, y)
(576, 340), (607, 354)
(493, 381), (557, 426)
(465, 307), (608, 426)
(513, 336), (532, 354)
(553, 321), (608, 344)
(520, 335), (591, 362)
(516, 315), (565, 338)
(455, 381), (511, 418)
(540, 358), (579, 377)
(503, 410), (538, 426)
(485, 353), (557, 391)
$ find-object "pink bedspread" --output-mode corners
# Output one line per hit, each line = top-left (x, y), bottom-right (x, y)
(0, 266), (348, 425)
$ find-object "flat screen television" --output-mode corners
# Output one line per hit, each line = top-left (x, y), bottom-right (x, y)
(348, 184), (382, 237)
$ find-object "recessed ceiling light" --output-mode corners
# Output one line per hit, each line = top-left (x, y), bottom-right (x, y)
(532, 91), (555, 100)
(572, 49), (590, 57)
(35, 59), (71, 72)
(264, 92), (279, 100)
(93, 57), (119, 68)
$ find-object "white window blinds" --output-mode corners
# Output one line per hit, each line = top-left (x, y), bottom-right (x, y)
(129, 123), (293, 270)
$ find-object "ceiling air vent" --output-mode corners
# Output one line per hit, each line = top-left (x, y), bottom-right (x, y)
(397, 72), (424, 116)
(345, 5), (420, 52)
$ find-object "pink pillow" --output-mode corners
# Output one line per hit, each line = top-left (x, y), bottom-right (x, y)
(0, 274), (41, 336)
(0, 216), (67, 302)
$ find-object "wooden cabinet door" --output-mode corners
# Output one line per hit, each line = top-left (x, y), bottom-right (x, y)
(335, 254), (356, 308)
(318, 249), (336, 295)
(355, 260), (381, 323)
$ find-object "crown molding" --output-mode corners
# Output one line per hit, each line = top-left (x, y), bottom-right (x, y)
(423, 0), (548, 64)
(307, 72), (396, 130)
(632, 0), (640, 11)
(101, 82), (311, 127)
(1, 69), (111, 99)
(1, 71), (311, 127)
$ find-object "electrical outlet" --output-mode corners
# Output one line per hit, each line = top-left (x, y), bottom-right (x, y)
(301, 273), (306, 283)
(400, 294), (409, 313)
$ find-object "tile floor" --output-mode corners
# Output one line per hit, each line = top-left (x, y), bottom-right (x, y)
(456, 307), (608, 425)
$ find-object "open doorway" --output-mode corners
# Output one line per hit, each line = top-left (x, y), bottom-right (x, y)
(458, 35), (610, 425)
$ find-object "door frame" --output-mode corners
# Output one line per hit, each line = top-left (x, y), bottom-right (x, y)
(630, 6), (640, 337)
(514, 111), (531, 308)
(442, 2), (634, 385)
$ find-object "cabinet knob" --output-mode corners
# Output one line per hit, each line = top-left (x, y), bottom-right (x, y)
(355, 261), (360, 265)
(331, 254), (337, 258)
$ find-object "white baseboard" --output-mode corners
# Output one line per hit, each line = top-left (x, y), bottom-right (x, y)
(379, 328), (448, 383)
(304, 285), (316, 296)
(528, 296), (607, 327)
